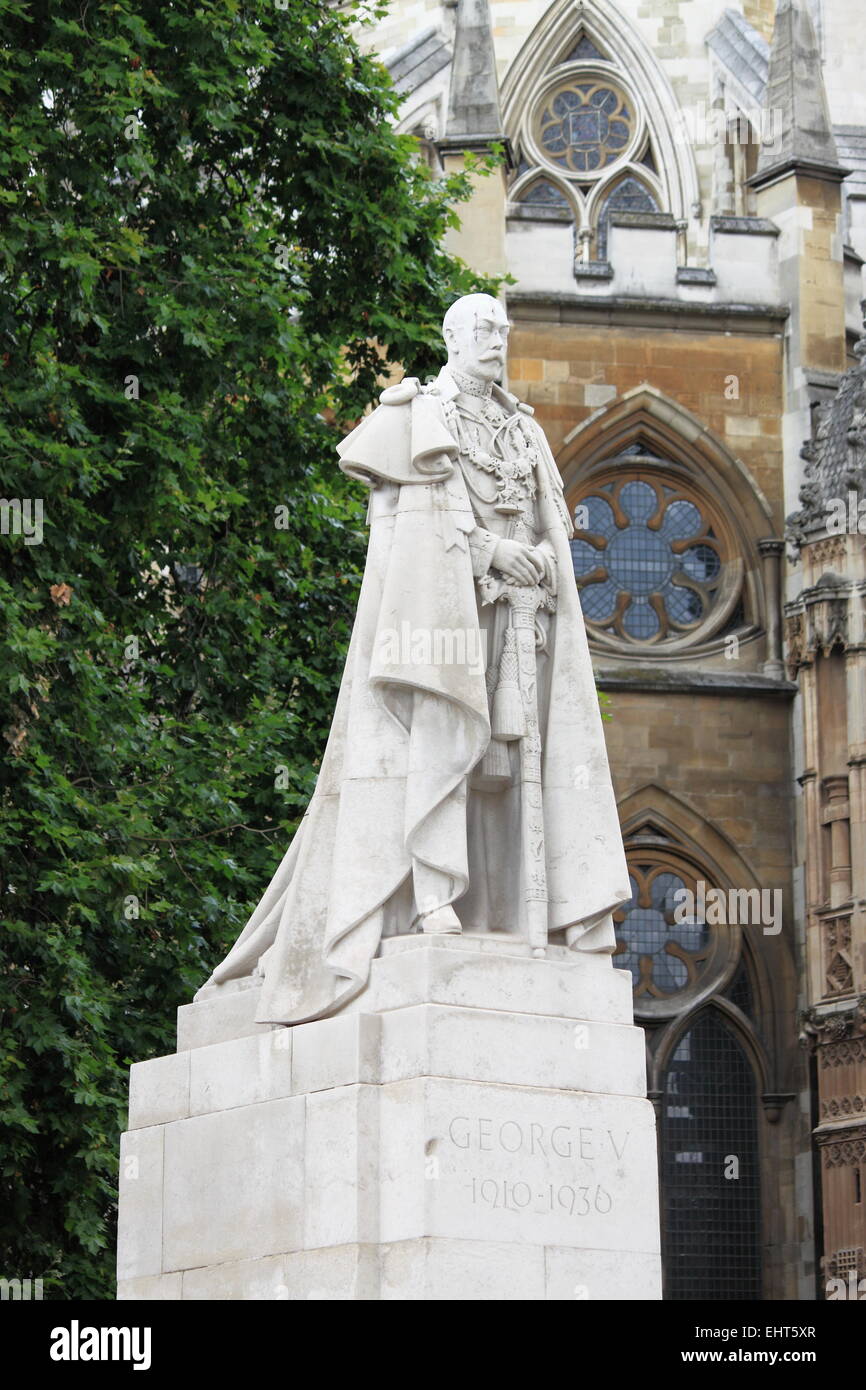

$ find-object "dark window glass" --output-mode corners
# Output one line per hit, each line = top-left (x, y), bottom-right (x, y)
(725, 958), (755, 1021)
(721, 598), (746, 636)
(572, 478), (723, 643)
(595, 177), (659, 259)
(516, 178), (570, 210)
(614, 866), (708, 996)
(662, 1012), (762, 1300)
(563, 35), (606, 63)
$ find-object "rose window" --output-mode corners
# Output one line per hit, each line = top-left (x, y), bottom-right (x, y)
(613, 865), (709, 998)
(570, 477), (725, 643)
(612, 849), (742, 1021)
(535, 81), (634, 174)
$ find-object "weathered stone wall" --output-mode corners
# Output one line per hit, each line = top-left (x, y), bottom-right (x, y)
(509, 318), (784, 512)
(358, 0), (866, 287)
(603, 688), (792, 879)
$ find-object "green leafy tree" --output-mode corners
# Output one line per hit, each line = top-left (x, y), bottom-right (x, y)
(0, 0), (499, 1298)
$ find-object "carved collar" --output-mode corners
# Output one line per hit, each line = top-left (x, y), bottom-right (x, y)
(448, 366), (493, 399)
(433, 366), (518, 415)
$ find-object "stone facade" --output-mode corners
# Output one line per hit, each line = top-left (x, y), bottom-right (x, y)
(352, 0), (866, 1300)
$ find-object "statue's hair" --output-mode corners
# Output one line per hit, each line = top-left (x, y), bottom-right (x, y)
(442, 293), (504, 341)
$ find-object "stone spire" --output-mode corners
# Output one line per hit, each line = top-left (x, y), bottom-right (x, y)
(753, 0), (844, 187)
(440, 0), (510, 158)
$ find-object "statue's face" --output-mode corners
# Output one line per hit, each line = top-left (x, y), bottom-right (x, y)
(445, 300), (510, 383)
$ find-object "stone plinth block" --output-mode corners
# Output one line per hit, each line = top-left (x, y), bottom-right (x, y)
(118, 937), (661, 1300)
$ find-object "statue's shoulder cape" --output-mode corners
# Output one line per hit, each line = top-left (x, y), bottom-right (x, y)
(336, 382), (457, 489)
(337, 371), (573, 537)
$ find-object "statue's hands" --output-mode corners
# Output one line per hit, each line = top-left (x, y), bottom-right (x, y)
(492, 539), (545, 586)
(532, 545), (557, 593)
(492, 540), (557, 589)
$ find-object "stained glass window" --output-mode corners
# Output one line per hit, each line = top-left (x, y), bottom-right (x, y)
(517, 30), (669, 269)
(662, 1012), (762, 1300)
(571, 475), (726, 644)
(515, 178), (571, 212)
(563, 35), (606, 63)
(614, 863), (709, 998)
(536, 80), (634, 175)
(595, 176), (660, 259)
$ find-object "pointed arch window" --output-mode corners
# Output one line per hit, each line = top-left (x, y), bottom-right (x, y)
(615, 796), (786, 1301)
(595, 176), (660, 259)
(563, 35), (606, 63)
(514, 176), (572, 218)
(662, 1010), (762, 1300)
(507, 24), (666, 264)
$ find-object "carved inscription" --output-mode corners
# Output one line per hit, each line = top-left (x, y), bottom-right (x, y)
(446, 1116), (631, 1219)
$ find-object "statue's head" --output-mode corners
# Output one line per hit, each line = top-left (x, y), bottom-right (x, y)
(442, 293), (509, 385)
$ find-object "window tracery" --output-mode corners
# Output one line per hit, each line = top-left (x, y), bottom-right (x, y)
(570, 463), (743, 650)
(613, 843), (740, 1022)
(508, 26), (665, 263)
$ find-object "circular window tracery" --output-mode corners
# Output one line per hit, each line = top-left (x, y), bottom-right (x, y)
(614, 848), (741, 1022)
(571, 474), (729, 645)
(536, 79), (635, 174)
(614, 863), (709, 998)
(507, 41), (667, 264)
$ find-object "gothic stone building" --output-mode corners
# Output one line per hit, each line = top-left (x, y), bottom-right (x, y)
(356, 0), (866, 1299)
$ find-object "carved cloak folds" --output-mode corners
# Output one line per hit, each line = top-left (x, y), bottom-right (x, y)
(203, 381), (630, 1023)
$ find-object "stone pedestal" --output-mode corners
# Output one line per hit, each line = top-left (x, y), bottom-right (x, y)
(117, 936), (661, 1300)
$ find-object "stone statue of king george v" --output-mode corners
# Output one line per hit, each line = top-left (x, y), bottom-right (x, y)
(199, 294), (631, 1023)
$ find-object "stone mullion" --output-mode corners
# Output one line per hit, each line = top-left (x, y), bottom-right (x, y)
(758, 538), (785, 678)
(822, 775), (852, 911)
(798, 658), (824, 1005)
